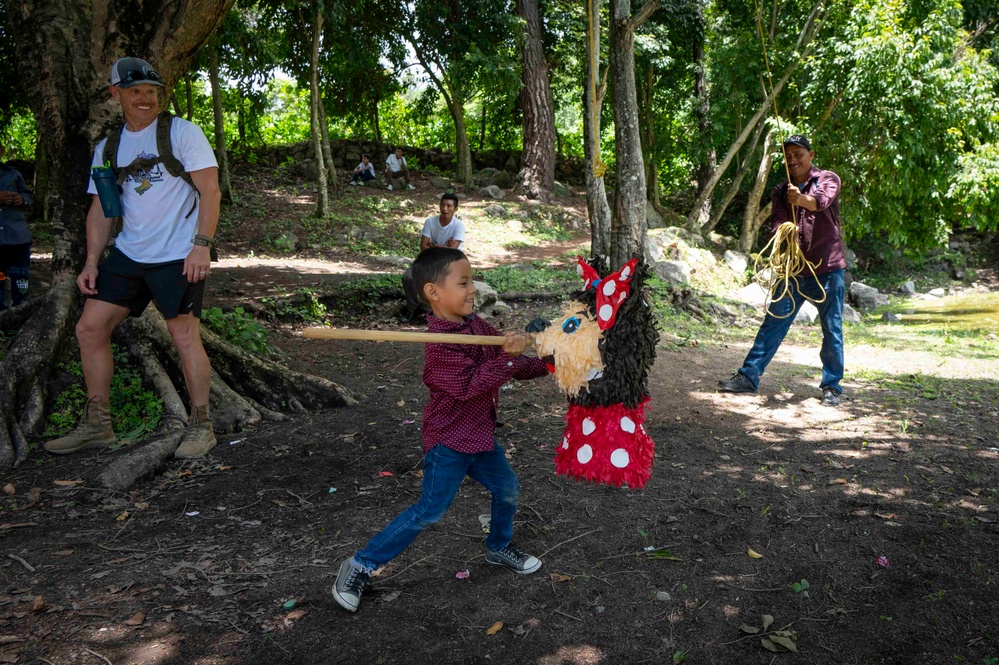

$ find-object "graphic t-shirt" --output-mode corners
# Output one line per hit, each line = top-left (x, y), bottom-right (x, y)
(88, 117), (218, 264)
(421, 215), (465, 250)
(386, 154), (407, 172)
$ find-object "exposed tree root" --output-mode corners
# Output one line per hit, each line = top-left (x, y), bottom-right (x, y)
(98, 429), (186, 492)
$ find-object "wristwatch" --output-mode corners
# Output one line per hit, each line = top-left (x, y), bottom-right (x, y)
(192, 234), (215, 248)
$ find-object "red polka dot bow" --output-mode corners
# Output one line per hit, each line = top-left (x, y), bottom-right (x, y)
(576, 257), (638, 330)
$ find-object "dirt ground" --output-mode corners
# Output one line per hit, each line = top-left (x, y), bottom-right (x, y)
(2, 175), (998, 665)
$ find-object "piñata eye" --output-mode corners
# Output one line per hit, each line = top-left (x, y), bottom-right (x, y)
(562, 317), (581, 334)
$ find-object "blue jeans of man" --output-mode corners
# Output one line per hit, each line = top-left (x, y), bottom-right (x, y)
(738, 268), (845, 394)
(353, 442), (519, 571)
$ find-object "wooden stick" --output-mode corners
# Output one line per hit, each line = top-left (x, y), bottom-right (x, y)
(302, 328), (534, 347)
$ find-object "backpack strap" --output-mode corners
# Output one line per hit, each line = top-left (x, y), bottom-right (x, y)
(156, 112), (197, 191)
(102, 123), (127, 185)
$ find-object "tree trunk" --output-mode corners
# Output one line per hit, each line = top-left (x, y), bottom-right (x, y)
(584, 0), (612, 268)
(309, 7), (329, 217)
(451, 98), (474, 185)
(637, 60), (659, 208)
(608, 0), (657, 268)
(703, 115), (767, 235)
(185, 73), (194, 122)
(685, 0), (824, 231)
(691, 0), (716, 231)
(208, 45), (233, 204)
(318, 101), (337, 189)
(516, 0), (556, 202)
(740, 129), (775, 252)
(480, 102), (487, 151)
(373, 101), (381, 143)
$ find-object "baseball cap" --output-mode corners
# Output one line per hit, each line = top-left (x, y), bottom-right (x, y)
(109, 57), (164, 88)
(783, 134), (811, 151)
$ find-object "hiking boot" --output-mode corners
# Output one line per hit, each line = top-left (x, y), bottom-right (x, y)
(821, 388), (841, 406)
(718, 372), (756, 393)
(332, 558), (370, 613)
(175, 405), (217, 459)
(44, 397), (115, 454)
(485, 544), (542, 575)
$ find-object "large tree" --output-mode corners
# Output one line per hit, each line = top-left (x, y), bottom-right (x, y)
(516, 0), (556, 201)
(1, 0), (352, 475)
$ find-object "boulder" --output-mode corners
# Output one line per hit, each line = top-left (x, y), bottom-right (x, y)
(735, 283), (769, 307)
(473, 280), (498, 312)
(794, 300), (819, 324)
(491, 300), (512, 316)
(842, 303), (861, 323)
(881, 312), (901, 323)
(479, 185), (506, 199)
(653, 260), (690, 286)
(293, 158), (319, 181)
(848, 281), (887, 310)
(845, 248), (856, 270)
(485, 203), (508, 217)
(430, 177), (453, 189)
(379, 255), (412, 268)
(273, 231), (298, 253)
(644, 236), (665, 264)
(900, 280), (916, 295)
(646, 200), (665, 229)
(928, 287), (945, 297)
(723, 250), (748, 275)
(506, 220), (524, 233)
(474, 167), (501, 186)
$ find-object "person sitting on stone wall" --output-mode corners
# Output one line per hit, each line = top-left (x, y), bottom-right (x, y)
(385, 147), (415, 191)
(349, 154), (376, 186)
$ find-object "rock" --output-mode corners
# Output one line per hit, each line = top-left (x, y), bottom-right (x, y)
(881, 312), (901, 323)
(644, 236), (665, 264)
(723, 250), (748, 275)
(845, 248), (856, 270)
(928, 287), (945, 297)
(708, 232), (737, 250)
(293, 158), (319, 181)
(552, 180), (571, 197)
(379, 255), (412, 268)
(953, 268), (966, 280)
(273, 231), (298, 253)
(849, 281), (885, 311)
(485, 204), (508, 217)
(506, 220), (524, 232)
(646, 200), (665, 229)
(430, 177), (453, 189)
(842, 303), (861, 323)
(362, 177), (384, 189)
(735, 283), (768, 307)
(687, 234), (704, 247)
(795, 300), (819, 324)
(474, 167), (501, 186)
(479, 185), (506, 199)
(473, 280), (498, 312)
(491, 300), (511, 315)
(900, 280), (916, 295)
(653, 260), (690, 286)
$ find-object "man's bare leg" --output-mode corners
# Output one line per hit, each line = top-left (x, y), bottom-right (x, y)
(165, 313), (211, 406)
(77, 299), (131, 401)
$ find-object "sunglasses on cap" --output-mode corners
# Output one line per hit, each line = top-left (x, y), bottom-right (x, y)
(122, 67), (163, 84)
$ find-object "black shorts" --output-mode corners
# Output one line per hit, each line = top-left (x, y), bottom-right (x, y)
(93, 247), (206, 319)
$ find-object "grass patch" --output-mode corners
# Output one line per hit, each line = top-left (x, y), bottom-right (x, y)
(476, 260), (578, 294)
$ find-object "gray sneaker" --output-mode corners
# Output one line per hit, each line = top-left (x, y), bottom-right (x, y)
(718, 372), (756, 393)
(332, 558), (370, 612)
(485, 544), (542, 575)
(821, 388), (841, 406)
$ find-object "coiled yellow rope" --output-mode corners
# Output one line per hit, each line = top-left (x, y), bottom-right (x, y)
(754, 221), (827, 318)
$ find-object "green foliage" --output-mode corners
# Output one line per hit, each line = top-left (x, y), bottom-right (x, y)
(0, 111), (37, 159)
(321, 275), (402, 315)
(790, 579), (810, 593)
(202, 306), (278, 356)
(476, 262), (578, 293)
(45, 346), (162, 443)
(262, 287), (330, 323)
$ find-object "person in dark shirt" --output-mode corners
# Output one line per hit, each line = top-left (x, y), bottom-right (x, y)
(0, 142), (34, 311)
(719, 135), (846, 406)
(332, 247), (549, 613)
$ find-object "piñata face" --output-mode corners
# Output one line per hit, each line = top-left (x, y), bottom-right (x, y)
(534, 304), (605, 397)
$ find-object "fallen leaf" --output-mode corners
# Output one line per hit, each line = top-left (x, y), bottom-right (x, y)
(25, 488), (41, 505)
(285, 609), (307, 621)
(770, 635), (798, 652)
(761, 615), (774, 630)
(396, 400), (406, 407)
(665, 515), (679, 524)
(1, 484), (13, 495)
(761, 638), (779, 652)
(379, 471), (394, 477)
(828, 478), (848, 486)
(53, 479), (83, 487)
(739, 623), (760, 634)
(548, 573), (572, 583)
(133, 502), (149, 510)
(124, 612), (146, 626)
(874, 512), (895, 519)
(747, 548), (764, 559)
(30, 596), (46, 613)
(524, 618), (541, 628)
(176, 470), (193, 478)
(486, 621), (504, 636)
(116, 511), (130, 521)
(378, 590), (402, 603)
(217, 466), (232, 471)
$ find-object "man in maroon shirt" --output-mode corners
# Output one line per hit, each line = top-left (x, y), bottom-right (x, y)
(332, 247), (550, 613)
(719, 135), (846, 406)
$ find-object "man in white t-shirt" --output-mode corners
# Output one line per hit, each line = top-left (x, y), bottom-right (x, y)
(46, 57), (222, 460)
(400, 192), (465, 322)
(385, 148), (415, 191)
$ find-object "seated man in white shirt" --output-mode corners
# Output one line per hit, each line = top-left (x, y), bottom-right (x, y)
(400, 192), (465, 323)
(385, 148), (415, 191)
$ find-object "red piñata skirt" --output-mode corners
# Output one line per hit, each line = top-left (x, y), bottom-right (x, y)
(554, 399), (655, 489)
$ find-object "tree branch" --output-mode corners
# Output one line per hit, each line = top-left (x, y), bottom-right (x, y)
(627, 0), (660, 33)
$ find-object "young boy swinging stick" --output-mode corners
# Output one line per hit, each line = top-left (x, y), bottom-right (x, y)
(332, 246), (550, 613)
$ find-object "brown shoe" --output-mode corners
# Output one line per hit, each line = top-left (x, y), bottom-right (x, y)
(175, 405), (217, 459)
(44, 397), (116, 454)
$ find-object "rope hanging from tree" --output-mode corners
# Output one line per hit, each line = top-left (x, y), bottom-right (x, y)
(750, 0), (827, 317)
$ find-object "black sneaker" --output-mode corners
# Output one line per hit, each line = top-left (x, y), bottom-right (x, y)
(718, 372), (756, 393)
(485, 544), (542, 575)
(332, 558), (370, 613)
(821, 388), (841, 406)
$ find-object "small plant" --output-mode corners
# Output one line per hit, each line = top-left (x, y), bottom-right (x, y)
(739, 614), (799, 653)
(202, 306), (278, 356)
(790, 579), (810, 597)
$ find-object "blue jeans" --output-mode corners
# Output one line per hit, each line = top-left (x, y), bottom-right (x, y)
(353, 442), (519, 571)
(739, 268), (845, 394)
